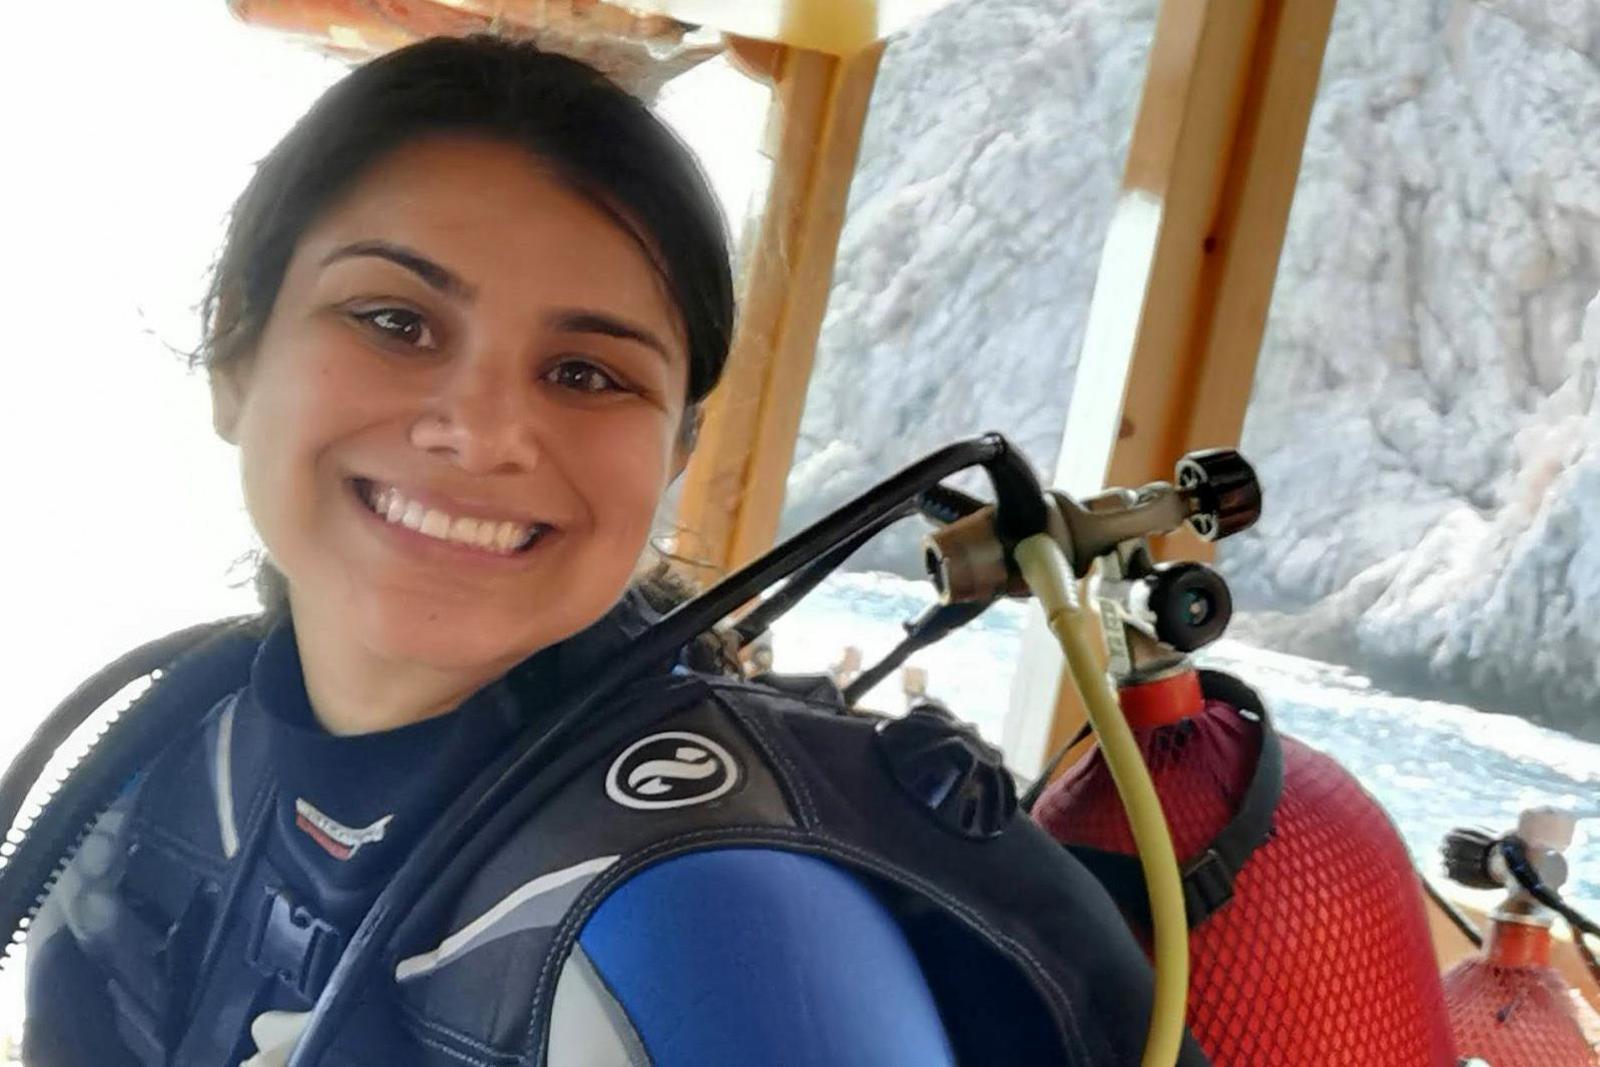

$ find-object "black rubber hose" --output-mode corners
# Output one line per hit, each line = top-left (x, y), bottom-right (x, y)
(732, 503), (914, 647)
(733, 483), (988, 649)
(0, 619), (234, 837)
(842, 600), (991, 706)
(0, 621), (258, 962)
(1499, 837), (1600, 938)
(1019, 722), (1095, 815)
(1495, 836), (1600, 996)
(289, 435), (1027, 1064)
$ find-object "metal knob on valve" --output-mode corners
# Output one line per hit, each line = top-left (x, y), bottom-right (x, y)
(1440, 826), (1501, 890)
(1176, 449), (1261, 542)
(1140, 561), (1234, 653)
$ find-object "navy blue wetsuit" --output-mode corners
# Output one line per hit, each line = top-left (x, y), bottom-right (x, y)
(25, 621), (955, 1065)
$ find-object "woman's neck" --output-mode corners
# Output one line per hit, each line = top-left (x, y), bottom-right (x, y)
(287, 600), (504, 736)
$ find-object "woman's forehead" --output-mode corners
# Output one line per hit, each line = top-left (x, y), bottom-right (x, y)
(298, 137), (686, 342)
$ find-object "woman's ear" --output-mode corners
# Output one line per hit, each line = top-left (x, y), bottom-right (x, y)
(209, 364), (249, 444)
(670, 405), (703, 480)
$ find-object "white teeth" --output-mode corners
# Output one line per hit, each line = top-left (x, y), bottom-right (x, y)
(360, 481), (537, 555)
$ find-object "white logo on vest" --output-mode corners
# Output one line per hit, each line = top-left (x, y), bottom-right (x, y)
(293, 797), (394, 861)
(605, 731), (740, 810)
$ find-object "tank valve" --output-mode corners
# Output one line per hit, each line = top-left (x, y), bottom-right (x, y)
(1442, 808), (1578, 922)
(923, 447), (1261, 606)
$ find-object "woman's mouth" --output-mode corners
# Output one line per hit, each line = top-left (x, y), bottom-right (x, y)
(351, 478), (550, 556)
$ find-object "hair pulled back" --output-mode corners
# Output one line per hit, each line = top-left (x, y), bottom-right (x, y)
(201, 34), (734, 407)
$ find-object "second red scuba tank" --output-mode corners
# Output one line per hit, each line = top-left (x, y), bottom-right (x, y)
(1439, 812), (1599, 1066)
(1034, 666), (1457, 1065)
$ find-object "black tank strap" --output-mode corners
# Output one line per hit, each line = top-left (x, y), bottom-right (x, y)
(1062, 669), (1284, 929)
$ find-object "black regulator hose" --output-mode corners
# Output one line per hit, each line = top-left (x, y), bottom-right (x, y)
(1498, 837), (1600, 939)
(0, 620), (258, 963)
(288, 433), (1047, 1065)
(842, 599), (991, 706)
(0, 620), (227, 835)
(1494, 836), (1600, 997)
(733, 483), (989, 649)
(731, 502), (915, 648)
(1574, 920), (1600, 993)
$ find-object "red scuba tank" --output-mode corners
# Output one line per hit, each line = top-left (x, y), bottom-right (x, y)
(1443, 918), (1597, 1066)
(1440, 812), (1598, 1066)
(1034, 667), (1457, 1066)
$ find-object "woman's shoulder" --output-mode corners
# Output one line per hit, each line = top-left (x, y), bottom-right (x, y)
(564, 847), (956, 1066)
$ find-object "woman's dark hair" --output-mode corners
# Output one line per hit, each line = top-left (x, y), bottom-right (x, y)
(215, 36), (736, 618)
(200, 34), (734, 406)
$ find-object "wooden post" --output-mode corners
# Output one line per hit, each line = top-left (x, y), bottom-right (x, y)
(1005, 0), (1338, 778)
(673, 41), (884, 575)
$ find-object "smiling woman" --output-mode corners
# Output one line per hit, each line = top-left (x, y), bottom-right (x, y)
(192, 40), (732, 741)
(212, 136), (701, 734)
(20, 32), (1197, 1067)
(19, 35), (952, 1067)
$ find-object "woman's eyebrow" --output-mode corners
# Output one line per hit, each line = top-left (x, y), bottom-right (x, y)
(320, 240), (477, 300)
(549, 309), (670, 362)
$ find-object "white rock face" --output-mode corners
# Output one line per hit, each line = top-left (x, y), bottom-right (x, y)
(781, 0), (1600, 734)
(782, 0), (1160, 569)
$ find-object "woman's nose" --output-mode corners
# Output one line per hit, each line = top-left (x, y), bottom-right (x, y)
(410, 357), (540, 475)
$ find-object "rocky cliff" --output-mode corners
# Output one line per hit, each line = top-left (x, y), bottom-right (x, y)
(781, 0), (1600, 735)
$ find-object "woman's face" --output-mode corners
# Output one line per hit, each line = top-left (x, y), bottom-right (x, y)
(214, 135), (691, 675)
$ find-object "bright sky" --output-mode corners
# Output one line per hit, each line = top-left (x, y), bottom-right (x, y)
(0, 1), (767, 754)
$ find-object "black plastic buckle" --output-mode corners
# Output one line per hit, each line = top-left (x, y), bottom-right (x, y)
(246, 887), (346, 1002)
(1181, 849), (1236, 927)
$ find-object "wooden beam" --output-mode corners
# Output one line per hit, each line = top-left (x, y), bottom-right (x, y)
(624, 0), (950, 55)
(1005, 0), (1337, 777)
(1113, 0), (1340, 557)
(673, 42), (884, 576)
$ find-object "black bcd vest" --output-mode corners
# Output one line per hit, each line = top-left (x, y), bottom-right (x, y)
(25, 628), (1211, 1067)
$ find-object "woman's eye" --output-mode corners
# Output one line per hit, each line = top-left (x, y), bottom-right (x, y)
(352, 307), (436, 349)
(546, 359), (627, 395)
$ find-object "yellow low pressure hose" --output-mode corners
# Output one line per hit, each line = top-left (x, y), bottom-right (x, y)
(1013, 534), (1188, 1067)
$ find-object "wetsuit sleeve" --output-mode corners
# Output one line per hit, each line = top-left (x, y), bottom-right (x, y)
(551, 848), (955, 1067)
